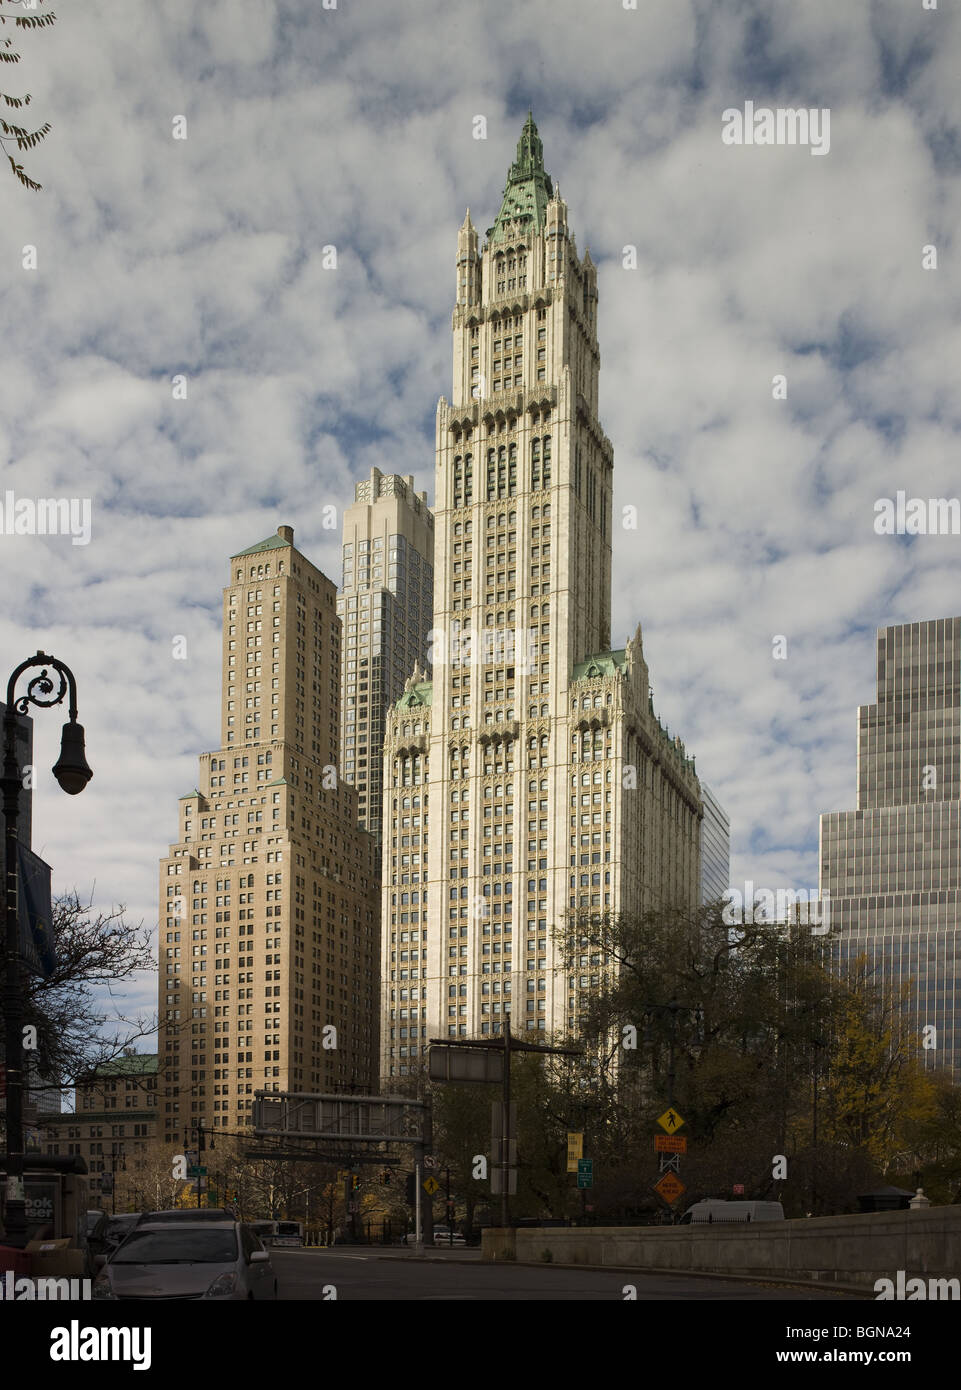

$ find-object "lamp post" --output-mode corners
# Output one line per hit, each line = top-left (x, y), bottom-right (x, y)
(2, 653), (91, 1247)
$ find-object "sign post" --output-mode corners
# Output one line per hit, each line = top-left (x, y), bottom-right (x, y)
(654, 1109), (687, 1219)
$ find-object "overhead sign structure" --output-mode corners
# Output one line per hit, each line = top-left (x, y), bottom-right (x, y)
(654, 1135), (687, 1154)
(252, 1091), (429, 1144)
(656, 1108), (686, 1135)
(429, 1046), (504, 1084)
(577, 1158), (593, 1189)
(566, 1132), (583, 1173)
(654, 1172), (685, 1204)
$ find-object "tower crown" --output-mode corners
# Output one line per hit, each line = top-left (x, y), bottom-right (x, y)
(488, 112), (554, 242)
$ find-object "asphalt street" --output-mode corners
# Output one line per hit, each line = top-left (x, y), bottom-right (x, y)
(270, 1248), (865, 1301)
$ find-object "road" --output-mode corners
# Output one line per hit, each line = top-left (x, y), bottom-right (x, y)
(270, 1248), (864, 1301)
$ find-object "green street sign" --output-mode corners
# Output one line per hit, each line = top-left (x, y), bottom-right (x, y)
(188, 1166), (207, 1177)
(577, 1158), (593, 1189)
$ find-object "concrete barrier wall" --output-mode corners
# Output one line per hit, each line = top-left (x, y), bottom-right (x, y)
(482, 1208), (961, 1289)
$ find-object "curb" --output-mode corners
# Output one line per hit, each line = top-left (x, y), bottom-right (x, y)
(296, 1247), (869, 1294)
(485, 1257), (869, 1297)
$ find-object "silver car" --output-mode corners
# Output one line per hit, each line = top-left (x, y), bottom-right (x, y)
(93, 1221), (278, 1301)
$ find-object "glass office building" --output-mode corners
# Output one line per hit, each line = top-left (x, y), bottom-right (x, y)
(700, 781), (731, 905)
(819, 617), (961, 1074)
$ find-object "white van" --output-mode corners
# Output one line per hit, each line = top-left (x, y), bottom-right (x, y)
(678, 1199), (785, 1224)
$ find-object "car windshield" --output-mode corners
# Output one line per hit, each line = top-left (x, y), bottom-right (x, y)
(111, 1229), (238, 1264)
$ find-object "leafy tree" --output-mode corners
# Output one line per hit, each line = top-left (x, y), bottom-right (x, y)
(817, 960), (938, 1171)
(430, 1079), (495, 1235)
(0, 0), (55, 190)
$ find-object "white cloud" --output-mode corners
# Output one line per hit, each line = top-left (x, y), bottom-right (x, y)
(1, 0), (959, 1046)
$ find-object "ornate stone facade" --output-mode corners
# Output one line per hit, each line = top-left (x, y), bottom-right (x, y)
(380, 118), (702, 1078)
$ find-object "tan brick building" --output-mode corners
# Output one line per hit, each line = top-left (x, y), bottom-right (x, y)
(158, 527), (380, 1146)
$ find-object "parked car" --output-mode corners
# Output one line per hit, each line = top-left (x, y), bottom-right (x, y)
(135, 1207), (236, 1224)
(82, 1210), (110, 1275)
(102, 1213), (141, 1251)
(93, 1221), (277, 1300)
(432, 1226), (466, 1246)
(678, 1200), (785, 1224)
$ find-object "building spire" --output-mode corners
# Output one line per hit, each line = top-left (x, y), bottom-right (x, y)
(488, 112), (554, 242)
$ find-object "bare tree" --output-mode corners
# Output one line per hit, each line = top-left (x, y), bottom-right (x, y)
(2, 891), (157, 1102)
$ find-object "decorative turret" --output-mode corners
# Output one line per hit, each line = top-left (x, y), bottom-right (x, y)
(456, 208), (480, 306)
(545, 186), (569, 284)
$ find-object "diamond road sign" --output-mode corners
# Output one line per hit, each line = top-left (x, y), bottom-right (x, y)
(654, 1172), (685, 1204)
(656, 1108), (685, 1134)
(423, 1176), (440, 1196)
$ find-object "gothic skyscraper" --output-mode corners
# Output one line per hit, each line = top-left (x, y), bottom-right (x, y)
(380, 117), (702, 1077)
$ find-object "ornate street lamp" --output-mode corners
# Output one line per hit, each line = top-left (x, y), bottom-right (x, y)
(2, 653), (91, 1247)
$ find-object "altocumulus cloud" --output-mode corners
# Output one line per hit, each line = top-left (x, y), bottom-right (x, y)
(0, 0), (958, 1036)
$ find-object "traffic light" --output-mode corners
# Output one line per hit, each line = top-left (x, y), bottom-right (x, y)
(382, 1170), (391, 1186)
(351, 1174), (361, 1191)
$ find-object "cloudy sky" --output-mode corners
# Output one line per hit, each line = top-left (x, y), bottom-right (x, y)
(2, 0), (959, 1041)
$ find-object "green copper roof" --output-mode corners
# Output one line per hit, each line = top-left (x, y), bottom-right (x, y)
(92, 1054), (159, 1077)
(231, 533), (291, 559)
(489, 113), (554, 243)
(179, 790), (201, 800)
(397, 681), (433, 710)
(572, 650), (627, 680)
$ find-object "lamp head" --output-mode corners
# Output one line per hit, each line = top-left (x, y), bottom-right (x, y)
(52, 720), (92, 795)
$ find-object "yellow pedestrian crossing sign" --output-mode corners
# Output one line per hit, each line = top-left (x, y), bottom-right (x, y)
(656, 1107), (685, 1134)
(423, 1176), (440, 1195)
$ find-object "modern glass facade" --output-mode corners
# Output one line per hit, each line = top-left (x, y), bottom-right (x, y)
(819, 617), (961, 1074)
(699, 781), (730, 905)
